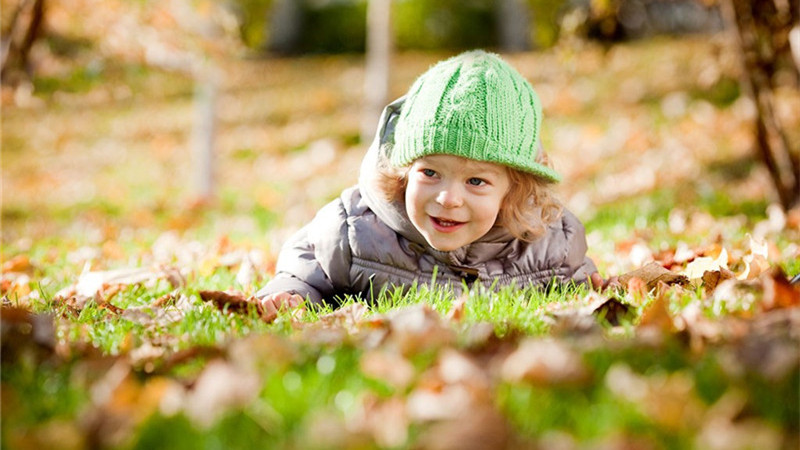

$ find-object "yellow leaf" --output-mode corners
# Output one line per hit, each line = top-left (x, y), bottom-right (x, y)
(683, 248), (728, 279)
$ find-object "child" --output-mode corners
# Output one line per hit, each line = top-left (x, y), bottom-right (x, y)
(256, 50), (599, 310)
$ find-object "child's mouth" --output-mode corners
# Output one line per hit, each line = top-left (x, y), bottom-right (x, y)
(430, 216), (465, 231)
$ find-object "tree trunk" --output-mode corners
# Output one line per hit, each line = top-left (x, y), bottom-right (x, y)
(191, 74), (217, 203)
(496, 0), (530, 52)
(362, 0), (393, 144)
(725, 0), (800, 210)
(1, 0), (46, 82)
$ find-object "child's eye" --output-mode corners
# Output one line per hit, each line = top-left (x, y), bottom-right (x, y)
(422, 168), (437, 177)
(467, 177), (486, 186)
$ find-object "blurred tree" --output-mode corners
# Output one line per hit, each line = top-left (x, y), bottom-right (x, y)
(266, 0), (302, 54)
(497, 0), (531, 51)
(725, 0), (800, 210)
(362, 0), (393, 142)
(1, 0), (46, 85)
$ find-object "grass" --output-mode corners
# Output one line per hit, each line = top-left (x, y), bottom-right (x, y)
(2, 32), (799, 449)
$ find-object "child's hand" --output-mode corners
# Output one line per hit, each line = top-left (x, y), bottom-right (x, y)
(259, 292), (304, 321)
(590, 272), (621, 292)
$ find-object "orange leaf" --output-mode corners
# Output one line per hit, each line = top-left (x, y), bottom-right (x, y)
(761, 269), (800, 311)
(619, 262), (689, 291)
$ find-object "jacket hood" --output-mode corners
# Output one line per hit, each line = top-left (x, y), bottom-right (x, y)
(358, 98), (516, 266)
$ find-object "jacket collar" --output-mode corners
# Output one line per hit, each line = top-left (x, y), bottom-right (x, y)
(358, 98), (515, 267)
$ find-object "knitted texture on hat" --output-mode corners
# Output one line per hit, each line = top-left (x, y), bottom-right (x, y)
(390, 50), (561, 182)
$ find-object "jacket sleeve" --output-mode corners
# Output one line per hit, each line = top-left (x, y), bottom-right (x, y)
(560, 209), (598, 286)
(256, 197), (352, 305)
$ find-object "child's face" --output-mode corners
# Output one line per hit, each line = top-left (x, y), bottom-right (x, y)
(405, 154), (510, 252)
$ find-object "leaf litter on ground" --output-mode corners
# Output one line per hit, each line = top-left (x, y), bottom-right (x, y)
(3, 28), (800, 448)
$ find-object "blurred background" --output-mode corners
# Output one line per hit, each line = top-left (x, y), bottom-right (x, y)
(2, 0), (798, 272)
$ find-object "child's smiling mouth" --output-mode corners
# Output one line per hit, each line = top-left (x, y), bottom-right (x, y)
(430, 216), (466, 232)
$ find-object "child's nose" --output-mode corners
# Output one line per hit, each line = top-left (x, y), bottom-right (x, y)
(436, 187), (463, 208)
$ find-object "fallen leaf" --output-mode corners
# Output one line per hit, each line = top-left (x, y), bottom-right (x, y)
(76, 267), (184, 298)
(548, 292), (634, 328)
(702, 268), (736, 296)
(383, 305), (455, 356)
(183, 358), (261, 428)
(361, 350), (416, 390)
(317, 303), (369, 331)
(589, 294), (634, 326)
(445, 295), (467, 322)
(500, 338), (589, 386)
(360, 396), (409, 448)
(415, 405), (513, 450)
(738, 235), (771, 280)
(619, 261), (689, 291)
(637, 291), (675, 333)
(0, 307), (56, 363)
(198, 290), (277, 322)
(1, 254), (33, 273)
(235, 252), (258, 290)
(761, 268), (800, 311)
(683, 248), (729, 280)
(406, 384), (474, 421)
(55, 266), (186, 310)
(626, 276), (648, 300)
(605, 364), (702, 432)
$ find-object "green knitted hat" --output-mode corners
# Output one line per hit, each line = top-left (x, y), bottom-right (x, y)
(390, 50), (561, 183)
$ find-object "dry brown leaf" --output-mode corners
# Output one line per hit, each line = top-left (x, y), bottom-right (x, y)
(698, 388), (787, 450)
(437, 349), (489, 389)
(317, 303), (369, 330)
(605, 364), (703, 432)
(547, 292), (634, 333)
(445, 295), (467, 322)
(637, 291), (675, 333)
(500, 338), (589, 386)
(183, 358), (261, 428)
(761, 268), (800, 311)
(406, 384), (474, 422)
(360, 396), (409, 448)
(198, 289), (251, 312)
(1, 272), (33, 300)
(738, 236), (772, 280)
(702, 268), (736, 296)
(76, 267), (184, 299)
(1, 254), (33, 273)
(360, 350), (416, 390)
(684, 248), (729, 280)
(415, 406), (514, 450)
(234, 252), (258, 290)
(84, 360), (160, 448)
(0, 307), (56, 363)
(619, 261), (689, 291)
(626, 276), (648, 299)
(55, 266), (186, 311)
(198, 289), (279, 322)
(590, 295), (634, 326)
(383, 305), (455, 356)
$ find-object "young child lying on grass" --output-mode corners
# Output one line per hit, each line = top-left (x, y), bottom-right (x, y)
(256, 50), (605, 313)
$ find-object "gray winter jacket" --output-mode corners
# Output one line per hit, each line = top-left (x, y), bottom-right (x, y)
(256, 98), (597, 305)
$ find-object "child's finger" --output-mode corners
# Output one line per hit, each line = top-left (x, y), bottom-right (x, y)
(285, 294), (304, 308)
(260, 297), (279, 322)
(590, 272), (604, 290)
